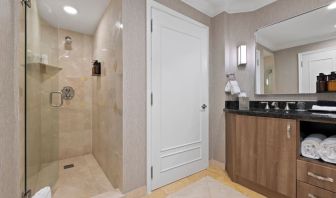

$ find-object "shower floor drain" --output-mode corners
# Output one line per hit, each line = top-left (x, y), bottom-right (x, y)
(64, 164), (74, 169)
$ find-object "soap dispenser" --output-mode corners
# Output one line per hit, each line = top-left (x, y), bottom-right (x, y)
(92, 60), (101, 76)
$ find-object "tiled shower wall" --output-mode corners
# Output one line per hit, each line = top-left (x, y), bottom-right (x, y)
(39, 20), (94, 160)
(92, 0), (123, 190)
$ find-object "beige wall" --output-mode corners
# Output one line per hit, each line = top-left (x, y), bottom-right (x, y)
(0, 0), (24, 197)
(37, 18), (94, 161)
(57, 29), (93, 160)
(122, 0), (147, 193)
(92, 0), (123, 190)
(210, 12), (229, 163)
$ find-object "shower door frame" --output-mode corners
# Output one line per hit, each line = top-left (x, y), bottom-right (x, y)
(23, 0), (30, 197)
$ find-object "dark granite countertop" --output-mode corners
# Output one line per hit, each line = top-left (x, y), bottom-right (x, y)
(224, 101), (336, 122)
(224, 108), (336, 122)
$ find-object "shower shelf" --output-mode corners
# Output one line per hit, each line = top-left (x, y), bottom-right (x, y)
(27, 62), (62, 70)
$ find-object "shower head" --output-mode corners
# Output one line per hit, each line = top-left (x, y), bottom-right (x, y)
(64, 36), (72, 50)
(65, 36), (72, 45)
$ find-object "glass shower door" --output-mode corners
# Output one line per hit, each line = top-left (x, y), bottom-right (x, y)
(25, 0), (60, 196)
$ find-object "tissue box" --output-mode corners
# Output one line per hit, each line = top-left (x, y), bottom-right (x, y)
(239, 97), (249, 110)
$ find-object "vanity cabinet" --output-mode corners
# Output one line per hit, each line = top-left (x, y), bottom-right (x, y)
(226, 113), (297, 198)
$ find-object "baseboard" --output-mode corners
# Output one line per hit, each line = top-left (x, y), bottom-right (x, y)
(209, 159), (226, 171)
(124, 186), (147, 198)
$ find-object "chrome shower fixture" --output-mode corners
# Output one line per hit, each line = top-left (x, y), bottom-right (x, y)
(64, 36), (72, 50)
(65, 36), (72, 44)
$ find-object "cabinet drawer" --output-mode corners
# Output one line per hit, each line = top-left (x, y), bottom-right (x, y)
(297, 181), (335, 198)
(297, 159), (336, 192)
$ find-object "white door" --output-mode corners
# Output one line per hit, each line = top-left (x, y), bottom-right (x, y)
(150, 7), (209, 190)
(299, 49), (336, 93)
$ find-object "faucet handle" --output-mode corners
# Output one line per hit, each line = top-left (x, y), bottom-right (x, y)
(260, 102), (270, 110)
(271, 102), (280, 110)
(285, 102), (296, 111)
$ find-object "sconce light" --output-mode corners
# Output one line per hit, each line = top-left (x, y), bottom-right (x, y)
(238, 44), (247, 66)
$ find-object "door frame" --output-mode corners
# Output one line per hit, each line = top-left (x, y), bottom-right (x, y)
(298, 46), (336, 93)
(146, 0), (209, 193)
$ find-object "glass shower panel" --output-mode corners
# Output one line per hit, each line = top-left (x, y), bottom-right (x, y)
(25, 0), (60, 195)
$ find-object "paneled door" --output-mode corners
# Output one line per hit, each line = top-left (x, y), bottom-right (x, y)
(150, 6), (209, 190)
(299, 48), (336, 93)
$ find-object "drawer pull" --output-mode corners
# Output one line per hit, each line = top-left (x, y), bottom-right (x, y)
(308, 193), (317, 198)
(286, 123), (291, 139)
(307, 172), (334, 183)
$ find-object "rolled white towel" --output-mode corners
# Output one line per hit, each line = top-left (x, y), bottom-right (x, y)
(312, 105), (336, 112)
(301, 134), (327, 159)
(318, 135), (336, 164)
(32, 186), (51, 198)
(225, 81), (231, 93)
(229, 80), (241, 95)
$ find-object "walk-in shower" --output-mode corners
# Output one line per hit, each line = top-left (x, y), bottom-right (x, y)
(23, 0), (123, 197)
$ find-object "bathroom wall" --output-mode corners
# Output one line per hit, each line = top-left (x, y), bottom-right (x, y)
(210, 12), (230, 163)
(210, 0), (336, 166)
(39, 19), (94, 160)
(122, 0), (211, 193)
(92, 0), (123, 189)
(0, 0), (24, 197)
(57, 29), (93, 160)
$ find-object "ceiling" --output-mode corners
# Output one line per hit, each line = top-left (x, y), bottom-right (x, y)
(37, 0), (111, 35)
(181, 0), (277, 17)
(256, 5), (336, 51)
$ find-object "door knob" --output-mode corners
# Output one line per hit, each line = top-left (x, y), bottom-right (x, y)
(201, 104), (208, 110)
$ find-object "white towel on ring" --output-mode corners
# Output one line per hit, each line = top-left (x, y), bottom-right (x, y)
(318, 135), (336, 164)
(225, 80), (241, 95)
(301, 134), (326, 159)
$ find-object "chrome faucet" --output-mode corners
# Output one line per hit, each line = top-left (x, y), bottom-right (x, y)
(260, 102), (270, 110)
(285, 102), (296, 111)
(271, 102), (280, 110)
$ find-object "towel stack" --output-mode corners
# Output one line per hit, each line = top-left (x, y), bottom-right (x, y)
(225, 80), (241, 95)
(301, 134), (336, 164)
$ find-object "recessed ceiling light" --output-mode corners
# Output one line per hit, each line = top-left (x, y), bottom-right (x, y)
(328, 2), (336, 10)
(63, 6), (78, 15)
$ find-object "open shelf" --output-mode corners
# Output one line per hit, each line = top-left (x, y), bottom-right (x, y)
(27, 62), (62, 70)
(298, 156), (336, 168)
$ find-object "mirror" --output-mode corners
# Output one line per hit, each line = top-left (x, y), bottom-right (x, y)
(255, 3), (336, 95)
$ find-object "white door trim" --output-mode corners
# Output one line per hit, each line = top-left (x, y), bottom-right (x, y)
(298, 46), (336, 93)
(146, 0), (209, 193)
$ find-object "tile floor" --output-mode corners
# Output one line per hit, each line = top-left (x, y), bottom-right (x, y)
(167, 177), (247, 198)
(52, 154), (123, 198)
(143, 165), (265, 198)
(50, 156), (264, 198)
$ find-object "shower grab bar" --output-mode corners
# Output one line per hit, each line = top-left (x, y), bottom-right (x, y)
(49, 91), (63, 107)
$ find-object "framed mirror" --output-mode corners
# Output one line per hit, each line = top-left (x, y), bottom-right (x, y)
(255, 3), (336, 95)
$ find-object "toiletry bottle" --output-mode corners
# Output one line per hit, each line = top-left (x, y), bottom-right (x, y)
(328, 72), (336, 92)
(316, 73), (327, 93)
(92, 60), (101, 75)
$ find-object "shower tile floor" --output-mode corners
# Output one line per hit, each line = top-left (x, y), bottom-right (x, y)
(53, 154), (123, 198)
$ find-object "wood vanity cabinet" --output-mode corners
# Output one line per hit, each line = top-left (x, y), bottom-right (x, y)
(226, 113), (297, 198)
